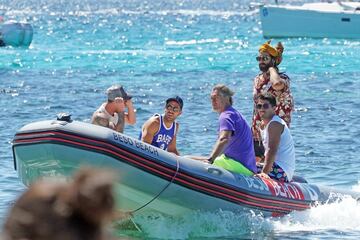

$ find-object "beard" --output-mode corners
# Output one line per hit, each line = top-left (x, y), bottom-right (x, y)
(259, 62), (273, 72)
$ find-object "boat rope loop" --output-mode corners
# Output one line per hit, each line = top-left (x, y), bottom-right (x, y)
(128, 156), (180, 214)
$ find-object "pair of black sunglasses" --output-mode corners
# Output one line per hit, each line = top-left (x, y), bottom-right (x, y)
(256, 56), (271, 62)
(256, 103), (271, 109)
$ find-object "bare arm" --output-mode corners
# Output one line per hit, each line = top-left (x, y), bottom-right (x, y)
(124, 100), (136, 125)
(269, 67), (285, 91)
(167, 123), (180, 155)
(114, 112), (125, 133)
(112, 97), (126, 133)
(261, 122), (283, 174)
(140, 117), (160, 145)
(208, 130), (232, 163)
(189, 130), (232, 163)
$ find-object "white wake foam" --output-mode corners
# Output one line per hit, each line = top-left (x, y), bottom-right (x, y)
(130, 194), (360, 239)
(133, 210), (271, 239)
(272, 196), (360, 232)
(352, 181), (360, 192)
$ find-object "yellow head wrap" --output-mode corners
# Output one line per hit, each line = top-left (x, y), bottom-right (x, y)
(259, 40), (284, 65)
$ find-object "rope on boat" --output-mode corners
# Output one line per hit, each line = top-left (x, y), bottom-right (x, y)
(122, 158), (180, 232)
(128, 156), (180, 214)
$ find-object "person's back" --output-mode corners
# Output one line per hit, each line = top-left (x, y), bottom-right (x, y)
(220, 106), (257, 173)
(261, 115), (295, 180)
(189, 85), (256, 176)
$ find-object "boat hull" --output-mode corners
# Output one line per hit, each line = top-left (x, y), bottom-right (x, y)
(1, 22), (33, 47)
(260, 4), (360, 39)
(13, 119), (356, 216)
(15, 143), (258, 216)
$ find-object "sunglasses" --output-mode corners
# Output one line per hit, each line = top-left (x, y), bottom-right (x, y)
(256, 56), (271, 62)
(256, 103), (271, 110)
(166, 104), (181, 113)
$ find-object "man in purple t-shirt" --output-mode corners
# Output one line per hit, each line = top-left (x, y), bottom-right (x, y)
(190, 84), (257, 176)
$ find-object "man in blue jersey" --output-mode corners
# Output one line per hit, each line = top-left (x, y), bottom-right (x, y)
(190, 84), (257, 176)
(140, 96), (183, 155)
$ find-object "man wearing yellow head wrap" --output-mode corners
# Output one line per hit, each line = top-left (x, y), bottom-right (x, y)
(252, 40), (294, 162)
(258, 40), (283, 66)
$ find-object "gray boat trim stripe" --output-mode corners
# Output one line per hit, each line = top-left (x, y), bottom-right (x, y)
(14, 131), (312, 212)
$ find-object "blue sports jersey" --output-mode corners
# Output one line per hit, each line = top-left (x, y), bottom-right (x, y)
(139, 114), (176, 151)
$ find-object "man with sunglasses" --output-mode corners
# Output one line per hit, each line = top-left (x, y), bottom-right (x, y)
(252, 40), (294, 162)
(140, 96), (183, 155)
(91, 85), (136, 133)
(256, 94), (295, 182)
(190, 85), (257, 176)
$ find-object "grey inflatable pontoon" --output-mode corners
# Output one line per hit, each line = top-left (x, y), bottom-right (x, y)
(12, 116), (360, 217)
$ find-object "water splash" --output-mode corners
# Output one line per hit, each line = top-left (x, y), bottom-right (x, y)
(119, 193), (360, 239)
(272, 196), (360, 233)
(131, 210), (273, 239)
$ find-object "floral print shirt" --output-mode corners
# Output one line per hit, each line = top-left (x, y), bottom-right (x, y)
(252, 72), (294, 140)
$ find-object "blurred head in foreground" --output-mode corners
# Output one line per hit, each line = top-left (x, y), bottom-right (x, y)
(2, 167), (117, 240)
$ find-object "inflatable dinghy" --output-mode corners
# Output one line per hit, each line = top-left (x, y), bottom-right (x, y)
(12, 115), (360, 216)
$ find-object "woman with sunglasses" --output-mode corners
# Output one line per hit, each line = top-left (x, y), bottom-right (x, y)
(252, 40), (294, 163)
(256, 94), (295, 182)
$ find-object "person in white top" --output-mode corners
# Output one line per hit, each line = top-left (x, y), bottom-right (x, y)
(91, 85), (136, 133)
(256, 94), (295, 182)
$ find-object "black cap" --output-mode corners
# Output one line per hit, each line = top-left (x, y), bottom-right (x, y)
(106, 85), (132, 101)
(166, 96), (183, 109)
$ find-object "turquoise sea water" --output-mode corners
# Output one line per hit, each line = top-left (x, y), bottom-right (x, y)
(1, 0), (360, 239)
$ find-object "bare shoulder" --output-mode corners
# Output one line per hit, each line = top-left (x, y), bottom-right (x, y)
(147, 115), (160, 128)
(141, 115), (159, 133)
(268, 121), (284, 134)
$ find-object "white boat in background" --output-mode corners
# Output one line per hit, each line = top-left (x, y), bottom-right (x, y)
(260, 1), (360, 39)
(0, 22), (33, 47)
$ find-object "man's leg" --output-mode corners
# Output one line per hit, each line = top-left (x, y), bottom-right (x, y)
(212, 154), (254, 176)
(268, 162), (289, 182)
(254, 139), (265, 163)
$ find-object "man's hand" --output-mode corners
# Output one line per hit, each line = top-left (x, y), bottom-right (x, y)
(268, 66), (277, 71)
(125, 99), (133, 108)
(186, 155), (212, 164)
(268, 67), (285, 91)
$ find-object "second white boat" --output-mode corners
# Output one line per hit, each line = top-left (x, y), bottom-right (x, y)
(260, 2), (360, 39)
